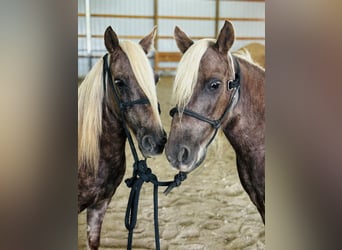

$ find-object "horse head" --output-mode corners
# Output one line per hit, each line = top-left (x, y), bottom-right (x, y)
(104, 26), (166, 157)
(165, 20), (238, 172)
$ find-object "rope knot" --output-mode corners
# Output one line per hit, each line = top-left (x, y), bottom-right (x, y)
(174, 172), (187, 185)
(125, 176), (136, 188)
(212, 120), (221, 129)
(133, 160), (157, 183)
(135, 160), (148, 172)
(163, 172), (187, 195)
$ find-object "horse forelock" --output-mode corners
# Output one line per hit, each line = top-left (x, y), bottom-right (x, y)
(173, 39), (215, 113)
(120, 41), (162, 127)
(78, 59), (104, 172)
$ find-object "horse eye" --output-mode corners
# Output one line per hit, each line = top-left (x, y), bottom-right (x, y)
(114, 78), (125, 88)
(209, 80), (221, 90)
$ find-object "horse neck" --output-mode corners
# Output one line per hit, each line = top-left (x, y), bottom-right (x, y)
(100, 101), (127, 160)
(222, 57), (265, 155)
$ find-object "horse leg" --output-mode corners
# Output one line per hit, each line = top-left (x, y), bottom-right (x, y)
(236, 157), (265, 223)
(86, 199), (109, 250)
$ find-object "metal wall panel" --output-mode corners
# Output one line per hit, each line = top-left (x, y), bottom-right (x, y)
(78, 0), (265, 76)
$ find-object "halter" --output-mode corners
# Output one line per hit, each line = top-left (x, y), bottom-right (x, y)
(102, 53), (186, 250)
(169, 55), (241, 147)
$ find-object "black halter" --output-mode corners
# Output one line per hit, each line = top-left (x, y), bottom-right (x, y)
(169, 55), (241, 146)
(103, 54), (151, 118)
(102, 54), (186, 250)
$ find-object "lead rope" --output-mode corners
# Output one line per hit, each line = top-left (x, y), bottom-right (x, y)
(102, 54), (187, 250)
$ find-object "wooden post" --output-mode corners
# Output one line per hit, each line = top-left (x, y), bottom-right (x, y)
(215, 0), (220, 36)
(153, 0), (158, 50)
(85, 0), (92, 71)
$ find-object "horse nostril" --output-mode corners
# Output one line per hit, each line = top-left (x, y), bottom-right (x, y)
(178, 145), (191, 164)
(142, 135), (155, 152)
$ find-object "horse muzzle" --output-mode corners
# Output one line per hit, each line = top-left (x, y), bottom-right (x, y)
(165, 142), (206, 173)
(139, 130), (167, 157)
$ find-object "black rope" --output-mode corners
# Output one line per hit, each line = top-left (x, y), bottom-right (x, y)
(124, 161), (187, 250)
(102, 54), (187, 250)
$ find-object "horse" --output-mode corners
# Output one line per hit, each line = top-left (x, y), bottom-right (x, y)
(78, 26), (167, 249)
(234, 42), (265, 69)
(165, 20), (265, 223)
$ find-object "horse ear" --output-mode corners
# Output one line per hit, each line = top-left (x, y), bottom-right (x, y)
(216, 20), (235, 54)
(174, 26), (194, 54)
(139, 26), (157, 54)
(104, 26), (119, 53)
(154, 73), (160, 85)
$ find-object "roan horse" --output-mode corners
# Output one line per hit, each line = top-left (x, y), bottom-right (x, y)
(165, 20), (265, 223)
(78, 26), (166, 249)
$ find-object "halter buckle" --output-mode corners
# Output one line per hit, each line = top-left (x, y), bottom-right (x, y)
(228, 74), (240, 90)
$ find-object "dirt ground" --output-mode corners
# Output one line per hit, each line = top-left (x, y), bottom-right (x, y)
(78, 76), (265, 250)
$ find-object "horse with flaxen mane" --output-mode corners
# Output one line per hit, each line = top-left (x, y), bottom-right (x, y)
(165, 20), (265, 223)
(78, 26), (166, 249)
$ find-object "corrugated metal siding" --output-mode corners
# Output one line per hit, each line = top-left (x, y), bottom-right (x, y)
(78, 0), (265, 76)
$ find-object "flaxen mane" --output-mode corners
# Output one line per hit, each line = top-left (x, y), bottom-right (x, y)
(78, 40), (160, 173)
(78, 59), (104, 172)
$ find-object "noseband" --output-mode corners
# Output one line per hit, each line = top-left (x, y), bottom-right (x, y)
(169, 55), (241, 145)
